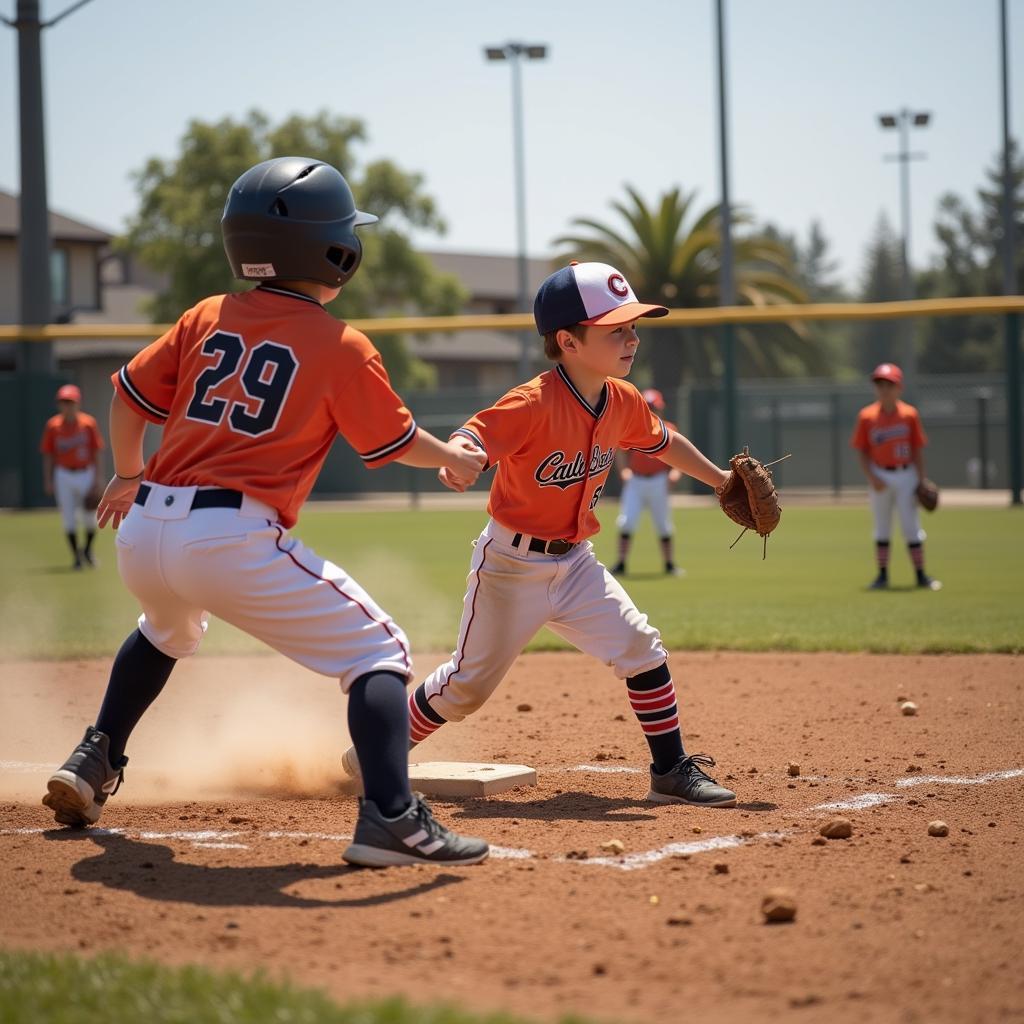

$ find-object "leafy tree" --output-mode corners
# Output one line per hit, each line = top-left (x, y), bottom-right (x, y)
(120, 110), (465, 389)
(555, 186), (823, 391)
(916, 143), (1024, 373)
(855, 212), (905, 374)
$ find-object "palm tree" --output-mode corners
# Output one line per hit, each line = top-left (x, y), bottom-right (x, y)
(555, 186), (826, 392)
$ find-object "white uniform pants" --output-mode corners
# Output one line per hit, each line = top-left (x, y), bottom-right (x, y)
(616, 473), (673, 536)
(54, 465), (96, 533)
(422, 519), (667, 722)
(869, 465), (925, 544)
(115, 482), (412, 691)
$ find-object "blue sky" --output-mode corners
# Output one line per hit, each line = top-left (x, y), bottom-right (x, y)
(1, 0), (1021, 291)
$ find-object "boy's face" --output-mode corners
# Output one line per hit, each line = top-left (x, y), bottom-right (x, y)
(873, 379), (901, 404)
(57, 398), (78, 416)
(560, 320), (640, 379)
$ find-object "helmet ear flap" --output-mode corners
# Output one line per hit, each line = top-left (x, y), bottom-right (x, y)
(327, 240), (361, 280)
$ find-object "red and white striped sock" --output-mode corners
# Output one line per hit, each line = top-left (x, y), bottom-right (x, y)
(408, 684), (447, 745)
(626, 663), (684, 773)
(876, 540), (890, 570)
(908, 542), (925, 571)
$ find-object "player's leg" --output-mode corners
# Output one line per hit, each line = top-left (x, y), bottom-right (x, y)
(43, 506), (187, 826)
(868, 475), (895, 588)
(898, 471), (941, 590)
(649, 476), (679, 575)
(80, 465), (98, 566)
(612, 479), (641, 576)
(54, 466), (82, 569)
(547, 548), (735, 806)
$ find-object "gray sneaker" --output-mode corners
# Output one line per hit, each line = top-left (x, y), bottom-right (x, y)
(42, 726), (127, 827)
(343, 795), (489, 867)
(647, 753), (737, 807)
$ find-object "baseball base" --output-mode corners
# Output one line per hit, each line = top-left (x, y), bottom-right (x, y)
(340, 761), (537, 798)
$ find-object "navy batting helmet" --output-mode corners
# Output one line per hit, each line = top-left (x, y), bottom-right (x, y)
(221, 157), (378, 287)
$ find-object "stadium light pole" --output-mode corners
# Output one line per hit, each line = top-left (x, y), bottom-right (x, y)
(998, 0), (1021, 505)
(485, 41), (547, 382)
(878, 108), (930, 388)
(1, 0), (96, 507)
(714, 0), (737, 459)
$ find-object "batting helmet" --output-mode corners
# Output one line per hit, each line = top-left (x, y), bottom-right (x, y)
(221, 157), (378, 288)
(641, 388), (665, 411)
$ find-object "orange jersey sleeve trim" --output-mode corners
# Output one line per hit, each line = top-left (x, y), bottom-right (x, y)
(113, 365), (170, 424)
(359, 421), (418, 467)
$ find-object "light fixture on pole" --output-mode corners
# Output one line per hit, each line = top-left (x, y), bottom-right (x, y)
(878, 107), (930, 386)
(484, 41), (548, 381)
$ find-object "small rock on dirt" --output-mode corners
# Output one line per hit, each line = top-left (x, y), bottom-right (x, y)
(787, 762), (801, 777)
(516, 703), (532, 712)
(900, 701), (919, 716)
(600, 839), (625, 854)
(761, 888), (797, 923)
(927, 820), (949, 837)
(713, 862), (729, 874)
(820, 818), (853, 840)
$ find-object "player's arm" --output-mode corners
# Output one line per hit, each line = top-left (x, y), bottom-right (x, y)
(95, 393), (149, 529)
(41, 452), (54, 497)
(857, 451), (886, 491)
(395, 428), (486, 486)
(657, 431), (729, 490)
(615, 450), (633, 483)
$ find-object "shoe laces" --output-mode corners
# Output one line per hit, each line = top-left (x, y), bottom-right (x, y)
(673, 753), (718, 782)
(411, 794), (449, 838)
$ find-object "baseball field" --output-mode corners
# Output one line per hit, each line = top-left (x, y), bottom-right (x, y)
(2, 498), (1023, 1023)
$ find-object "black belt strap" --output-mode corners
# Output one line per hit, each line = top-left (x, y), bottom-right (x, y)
(134, 484), (244, 510)
(880, 464), (911, 471)
(511, 532), (575, 556)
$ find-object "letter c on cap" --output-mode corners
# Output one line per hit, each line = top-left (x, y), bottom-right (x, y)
(608, 273), (628, 297)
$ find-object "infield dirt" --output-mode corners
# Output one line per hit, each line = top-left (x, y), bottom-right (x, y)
(2, 651), (1022, 1024)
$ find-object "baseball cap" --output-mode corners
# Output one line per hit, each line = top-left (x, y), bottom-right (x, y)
(871, 363), (903, 385)
(56, 384), (81, 402)
(641, 388), (666, 410)
(534, 261), (669, 336)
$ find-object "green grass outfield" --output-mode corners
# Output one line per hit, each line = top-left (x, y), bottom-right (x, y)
(0, 951), (582, 1024)
(1, 503), (1021, 660)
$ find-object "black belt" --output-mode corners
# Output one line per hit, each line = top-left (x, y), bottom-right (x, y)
(134, 484), (243, 510)
(511, 532), (575, 556)
(880, 464), (911, 471)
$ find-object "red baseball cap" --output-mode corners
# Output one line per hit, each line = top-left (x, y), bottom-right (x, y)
(641, 388), (666, 410)
(56, 384), (81, 403)
(871, 363), (903, 385)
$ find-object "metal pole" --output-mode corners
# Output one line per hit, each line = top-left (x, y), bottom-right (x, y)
(1000, 0), (1022, 505)
(714, 0), (737, 458)
(509, 49), (532, 382)
(978, 392), (990, 489)
(897, 108), (918, 393)
(831, 392), (842, 497)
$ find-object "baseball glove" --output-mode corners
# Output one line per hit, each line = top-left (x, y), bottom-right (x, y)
(716, 447), (782, 555)
(916, 477), (939, 512)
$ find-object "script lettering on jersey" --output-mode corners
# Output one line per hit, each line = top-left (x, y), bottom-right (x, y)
(534, 445), (615, 490)
(870, 424), (910, 445)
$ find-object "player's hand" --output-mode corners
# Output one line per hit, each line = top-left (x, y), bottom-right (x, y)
(444, 439), (486, 487)
(439, 466), (473, 492)
(96, 474), (141, 529)
(43, 477), (53, 497)
(620, 468), (633, 482)
(870, 474), (887, 492)
(668, 469), (682, 485)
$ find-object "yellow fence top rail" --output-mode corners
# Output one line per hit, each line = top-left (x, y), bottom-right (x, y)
(1, 295), (1023, 341)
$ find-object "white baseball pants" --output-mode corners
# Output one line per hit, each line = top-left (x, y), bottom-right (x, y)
(114, 482), (413, 690)
(616, 473), (673, 536)
(54, 465), (96, 532)
(421, 519), (667, 722)
(869, 465), (925, 544)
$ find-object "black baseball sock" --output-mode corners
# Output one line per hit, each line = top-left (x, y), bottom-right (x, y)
(65, 532), (80, 563)
(627, 663), (685, 774)
(348, 671), (413, 818)
(95, 629), (177, 766)
(83, 529), (96, 557)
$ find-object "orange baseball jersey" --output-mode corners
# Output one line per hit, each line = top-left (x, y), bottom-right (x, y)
(112, 286), (416, 528)
(850, 400), (927, 467)
(452, 364), (669, 543)
(627, 421), (678, 475)
(40, 412), (104, 470)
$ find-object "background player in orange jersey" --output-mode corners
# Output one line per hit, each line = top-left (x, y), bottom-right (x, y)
(39, 383), (104, 569)
(343, 262), (738, 808)
(851, 362), (941, 591)
(42, 157), (488, 867)
(609, 387), (684, 577)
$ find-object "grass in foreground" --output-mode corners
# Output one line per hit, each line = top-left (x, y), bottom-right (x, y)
(1, 504), (1022, 659)
(0, 950), (589, 1024)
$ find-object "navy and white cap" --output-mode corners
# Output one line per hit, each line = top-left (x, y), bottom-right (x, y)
(534, 261), (669, 336)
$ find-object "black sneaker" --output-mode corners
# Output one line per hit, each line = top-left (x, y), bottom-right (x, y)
(610, 562), (626, 577)
(917, 574), (942, 591)
(867, 574), (888, 590)
(42, 727), (127, 827)
(343, 795), (489, 867)
(647, 753), (737, 807)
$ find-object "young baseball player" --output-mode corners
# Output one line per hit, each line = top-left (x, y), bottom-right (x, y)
(40, 384), (104, 569)
(610, 388), (684, 577)
(42, 156), (489, 867)
(851, 362), (941, 591)
(343, 261), (739, 807)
